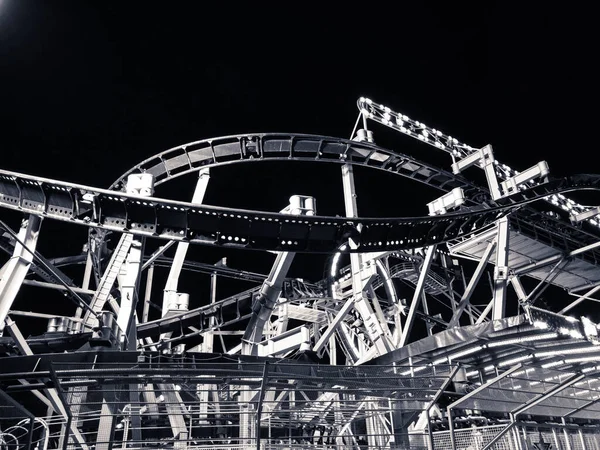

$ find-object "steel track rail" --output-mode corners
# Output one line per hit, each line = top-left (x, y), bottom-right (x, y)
(107, 133), (600, 251)
(136, 286), (257, 339)
(107, 133), (473, 193)
(1, 165), (600, 254)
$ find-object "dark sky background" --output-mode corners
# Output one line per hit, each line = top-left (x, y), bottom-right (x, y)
(0, 3), (599, 334)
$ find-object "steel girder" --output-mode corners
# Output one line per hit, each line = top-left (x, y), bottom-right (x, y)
(1, 167), (599, 254)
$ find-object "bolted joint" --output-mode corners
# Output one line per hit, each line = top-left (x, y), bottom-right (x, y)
(494, 265), (509, 281)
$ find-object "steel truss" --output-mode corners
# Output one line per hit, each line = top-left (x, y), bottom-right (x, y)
(1, 97), (600, 449)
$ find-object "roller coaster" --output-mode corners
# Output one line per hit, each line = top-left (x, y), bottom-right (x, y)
(1, 97), (600, 449)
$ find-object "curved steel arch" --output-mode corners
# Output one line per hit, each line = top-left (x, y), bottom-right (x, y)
(103, 133), (600, 258)
(108, 133), (481, 195)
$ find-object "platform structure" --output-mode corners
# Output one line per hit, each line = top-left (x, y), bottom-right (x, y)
(1, 98), (600, 449)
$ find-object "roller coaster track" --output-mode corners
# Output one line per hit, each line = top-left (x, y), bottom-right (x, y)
(1, 141), (600, 257)
(107, 133), (600, 256)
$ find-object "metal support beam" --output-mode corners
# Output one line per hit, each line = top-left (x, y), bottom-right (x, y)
(203, 258), (226, 353)
(0, 215), (42, 335)
(142, 263), (154, 323)
(340, 163), (395, 358)
(313, 298), (355, 353)
(20, 278), (95, 295)
(448, 240), (496, 328)
(84, 233), (134, 327)
(158, 383), (189, 448)
(116, 239), (143, 347)
(510, 276), (528, 301)
(447, 363), (523, 412)
(452, 145), (502, 200)
(4, 316), (33, 356)
(480, 422), (516, 450)
(256, 325), (310, 357)
(414, 366), (460, 450)
(242, 251), (295, 355)
(141, 240), (175, 271)
(398, 245), (436, 347)
(243, 196), (314, 355)
(96, 396), (117, 450)
(564, 395), (600, 418)
(4, 317), (64, 413)
(523, 257), (568, 307)
(48, 364), (89, 450)
(513, 254), (563, 275)
(562, 417), (574, 450)
(81, 246), (93, 290)
(475, 298), (494, 324)
(492, 217), (510, 321)
(512, 373), (585, 417)
(570, 239), (600, 257)
(255, 362), (269, 450)
(499, 161), (549, 195)
(571, 206), (600, 223)
(560, 285), (600, 314)
(447, 364), (522, 450)
(162, 168), (210, 313)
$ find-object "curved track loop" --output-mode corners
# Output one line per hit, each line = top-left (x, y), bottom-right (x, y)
(1, 165), (600, 254)
(108, 133), (478, 193)
(104, 133), (600, 258)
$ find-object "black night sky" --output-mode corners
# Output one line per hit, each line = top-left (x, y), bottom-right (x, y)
(1, 3), (599, 334)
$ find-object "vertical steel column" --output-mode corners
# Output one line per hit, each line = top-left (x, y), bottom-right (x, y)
(329, 332), (337, 365)
(162, 167), (210, 319)
(96, 397), (117, 450)
(562, 417), (573, 450)
(205, 258), (226, 353)
(447, 406), (457, 450)
(341, 164), (393, 357)
(142, 263), (154, 323)
(520, 426), (528, 449)
(26, 417), (35, 450)
(128, 379), (142, 444)
(255, 362), (269, 450)
(82, 247), (93, 290)
(579, 428), (588, 450)
(552, 427), (561, 450)
(492, 217), (510, 321)
(509, 415), (524, 450)
(0, 215), (42, 335)
(48, 364), (89, 450)
(116, 239), (143, 348)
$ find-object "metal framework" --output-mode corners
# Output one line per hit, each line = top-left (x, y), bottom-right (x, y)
(1, 97), (600, 449)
